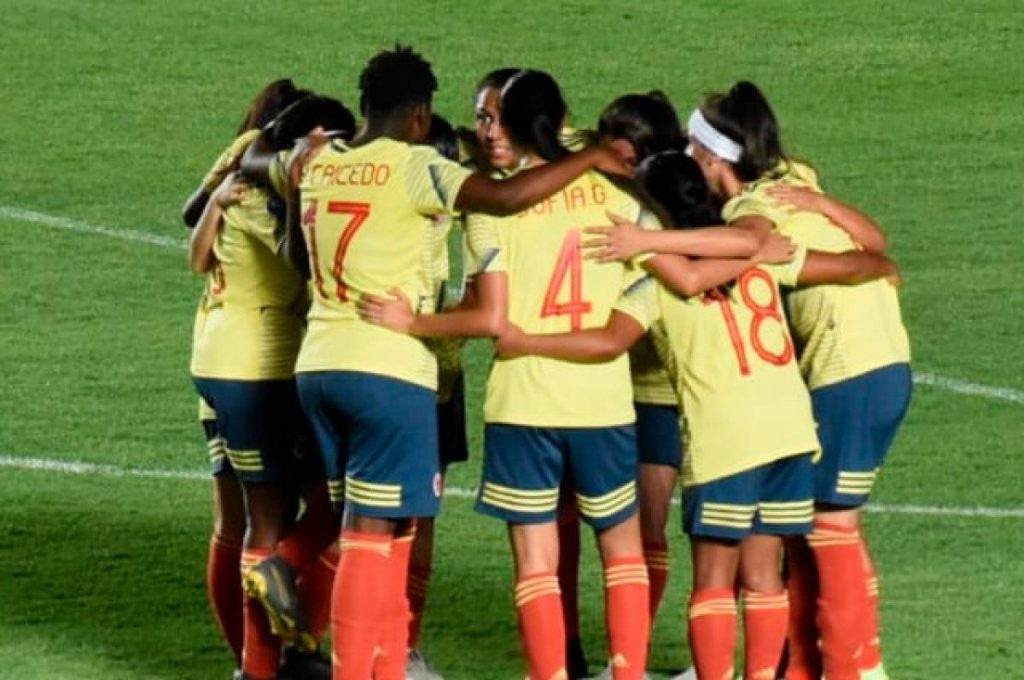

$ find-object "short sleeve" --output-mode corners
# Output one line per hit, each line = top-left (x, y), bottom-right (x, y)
(723, 192), (785, 227)
(770, 244), (808, 287)
(201, 130), (261, 191)
(612, 272), (660, 330)
(631, 202), (663, 265)
(405, 146), (474, 216)
(465, 213), (507, 276)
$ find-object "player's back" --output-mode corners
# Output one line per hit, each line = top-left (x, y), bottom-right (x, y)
(726, 163), (910, 389)
(468, 170), (649, 428)
(295, 137), (470, 390)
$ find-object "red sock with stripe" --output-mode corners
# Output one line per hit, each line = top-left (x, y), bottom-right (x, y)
(331, 531), (392, 680)
(808, 521), (867, 680)
(407, 561), (431, 648)
(742, 589), (789, 680)
(783, 538), (822, 680)
(298, 544), (338, 641)
(276, 494), (339, 572)
(515, 572), (567, 680)
(643, 540), (670, 624)
(374, 526), (415, 680)
(858, 538), (884, 672)
(240, 547), (281, 680)
(207, 534), (244, 666)
(557, 508), (582, 643)
(688, 588), (737, 680)
(604, 556), (650, 680)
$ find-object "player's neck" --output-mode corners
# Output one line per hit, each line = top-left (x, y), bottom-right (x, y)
(350, 117), (413, 148)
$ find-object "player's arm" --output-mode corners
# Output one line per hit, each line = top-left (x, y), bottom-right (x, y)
(182, 187), (212, 229)
(766, 184), (888, 253)
(188, 174), (248, 274)
(357, 271), (508, 339)
(583, 211), (765, 263)
(643, 232), (796, 297)
(797, 250), (900, 286)
(495, 311), (647, 363)
(453, 145), (630, 216)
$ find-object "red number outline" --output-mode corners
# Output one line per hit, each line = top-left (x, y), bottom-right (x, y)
(541, 229), (592, 331)
(301, 199), (372, 302)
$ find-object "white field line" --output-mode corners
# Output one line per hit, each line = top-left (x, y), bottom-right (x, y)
(2, 454), (1023, 519)
(912, 372), (1024, 405)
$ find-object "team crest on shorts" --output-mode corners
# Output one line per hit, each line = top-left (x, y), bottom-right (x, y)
(433, 473), (443, 498)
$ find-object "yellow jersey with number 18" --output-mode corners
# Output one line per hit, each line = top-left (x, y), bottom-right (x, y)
(724, 162), (910, 390)
(652, 252), (820, 486)
(294, 138), (473, 390)
(467, 170), (657, 428)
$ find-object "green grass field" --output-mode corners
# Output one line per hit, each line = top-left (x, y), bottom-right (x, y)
(1, 1), (1023, 678)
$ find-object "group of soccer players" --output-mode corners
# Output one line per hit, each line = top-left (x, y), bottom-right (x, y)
(183, 44), (911, 680)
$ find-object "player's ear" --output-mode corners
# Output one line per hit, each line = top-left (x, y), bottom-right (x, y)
(411, 103), (432, 142)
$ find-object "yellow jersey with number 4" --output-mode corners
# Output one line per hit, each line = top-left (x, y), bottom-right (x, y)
(190, 133), (305, 381)
(653, 255), (820, 485)
(467, 170), (656, 428)
(724, 163), (910, 390)
(294, 138), (473, 390)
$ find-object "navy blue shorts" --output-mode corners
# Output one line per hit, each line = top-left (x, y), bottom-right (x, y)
(635, 402), (683, 468)
(200, 418), (231, 477)
(477, 424), (638, 530)
(683, 454), (814, 541)
(437, 371), (469, 469)
(297, 371), (441, 519)
(811, 363), (912, 507)
(193, 378), (302, 483)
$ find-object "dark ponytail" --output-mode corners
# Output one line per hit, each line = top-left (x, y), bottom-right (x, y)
(598, 91), (685, 162)
(701, 81), (785, 181)
(237, 78), (307, 135)
(636, 151), (721, 229)
(269, 95), (357, 150)
(499, 70), (569, 162)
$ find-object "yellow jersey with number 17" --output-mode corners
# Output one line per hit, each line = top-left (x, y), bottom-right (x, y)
(651, 252), (820, 486)
(724, 162), (910, 390)
(294, 138), (473, 390)
(467, 170), (657, 428)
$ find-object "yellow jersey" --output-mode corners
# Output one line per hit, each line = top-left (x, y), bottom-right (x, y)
(650, 255), (820, 485)
(190, 138), (305, 380)
(467, 170), (655, 428)
(201, 129), (260, 191)
(294, 138), (473, 390)
(724, 162), (911, 389)
(629, 331), (679, 406)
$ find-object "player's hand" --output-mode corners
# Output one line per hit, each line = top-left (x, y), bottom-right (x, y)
(357, 288), (414, 333)
(288, 126), (330, 181)
(583, 211), (645, 262)
(765, 184), (826, 213)
(753, 232), (796, 265)
(589, 145), (635, 178)
(494, 323), (529, 359)
(212, 172), (249, 208)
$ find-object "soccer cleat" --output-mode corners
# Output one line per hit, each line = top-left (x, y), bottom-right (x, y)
(588, 662), (652, 680)
(406, 647), (445, 680)
(278, 646), (331, 680)
(231, 670), (243, 680)
(668, 667), (696, 680)
(860, 663), (890, 680)
(567, 636), (589, 680)
(242, 554), (311, 647)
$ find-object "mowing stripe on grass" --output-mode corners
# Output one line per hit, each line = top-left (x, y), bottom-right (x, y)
(4, 202), (1024, 407)
(3, 454), (1023, 519)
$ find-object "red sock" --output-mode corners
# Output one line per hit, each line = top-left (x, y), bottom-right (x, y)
(207, 534), (244, 666)
(276, 494), (339, 572)
(240, 547), (281, 679)
(604, 557), (650, 680)
(374, 526), (415, 680)
(858, 539), (883, 671)
(643, 540), (670, 624)
(298, 544), (338, 641)
(557, 508), (581, 641)
(332, 531), (392, 680)
(783, 538), (821, 680)
(515, 572), (567, 680)
(808, 522), (867, 680)
(688, 588), (737, 680)
(742, 590), (789, 680)
(407, 561), (431, 648)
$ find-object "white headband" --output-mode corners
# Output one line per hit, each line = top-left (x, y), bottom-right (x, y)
(687, 109), (743, 163)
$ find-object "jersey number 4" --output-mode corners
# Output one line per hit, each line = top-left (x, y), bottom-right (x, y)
(302, 199), (371, 302)
(541, 230), (592, 331)
(705, 268), (794, 376)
